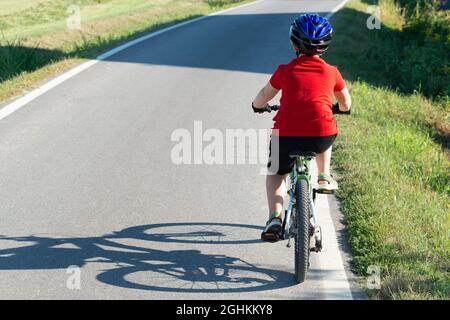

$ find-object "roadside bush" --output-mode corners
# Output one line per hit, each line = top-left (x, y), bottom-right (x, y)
(395, 0), (450, 98)
(0, 37), (65, 82)
(206, 0), (243, 7)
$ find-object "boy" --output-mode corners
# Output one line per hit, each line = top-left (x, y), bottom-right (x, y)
(252, 14), (352, 242)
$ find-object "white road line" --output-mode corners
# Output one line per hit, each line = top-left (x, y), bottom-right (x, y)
(311, 162), (353, 300)
(0, 0), (265, 122)
(0, 0), (349, 122)
(325, 0), (351, 19)
(311, 0), (354, 300)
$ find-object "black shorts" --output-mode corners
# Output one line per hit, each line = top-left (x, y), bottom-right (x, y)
(267, 135), (337, 175)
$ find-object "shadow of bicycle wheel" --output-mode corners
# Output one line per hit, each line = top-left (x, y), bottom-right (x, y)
(96, 249), (295, 293)
(109, 222), (264, 245)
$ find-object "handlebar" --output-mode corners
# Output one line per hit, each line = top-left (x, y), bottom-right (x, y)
(331, 103), (351, 115)
(253, 103), (350, 115)
(266, 104), (280, 112)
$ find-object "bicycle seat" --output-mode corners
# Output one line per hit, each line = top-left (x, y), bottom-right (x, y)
(288, 150), (316, 158)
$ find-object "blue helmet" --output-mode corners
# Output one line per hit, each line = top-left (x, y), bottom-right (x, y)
(290, 14), (333, 56)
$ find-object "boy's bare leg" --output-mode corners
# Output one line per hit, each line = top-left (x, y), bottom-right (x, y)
(316, 145), (332, 177)
(316, 145), (340, 190)
(266, 173), (287, 220)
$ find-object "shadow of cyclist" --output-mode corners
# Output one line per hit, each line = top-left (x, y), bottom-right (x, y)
(0, 222), (295, 293)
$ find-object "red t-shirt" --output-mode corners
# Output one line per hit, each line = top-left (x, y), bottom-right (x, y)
(269, 55), (346, 137)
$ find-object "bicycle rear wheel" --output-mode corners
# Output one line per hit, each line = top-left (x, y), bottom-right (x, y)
(294, 179), (311, 283)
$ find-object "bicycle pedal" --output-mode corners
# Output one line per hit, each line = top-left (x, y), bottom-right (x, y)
(261, 232), (282, 243)
(314, 188), (335, 195)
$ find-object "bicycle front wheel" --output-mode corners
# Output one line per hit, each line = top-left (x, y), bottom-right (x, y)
(294, 178), (311, 283)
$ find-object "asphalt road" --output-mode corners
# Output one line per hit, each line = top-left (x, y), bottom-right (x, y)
(0, 0), (363, 299)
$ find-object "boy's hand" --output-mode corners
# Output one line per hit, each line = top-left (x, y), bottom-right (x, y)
(332, 102), (351, 115)
(332, 103), (340, 114)
(252, 103), (271, 113)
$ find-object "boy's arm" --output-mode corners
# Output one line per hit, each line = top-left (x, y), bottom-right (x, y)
(252, 82), (279, 109)
(334, 86), (352, 111)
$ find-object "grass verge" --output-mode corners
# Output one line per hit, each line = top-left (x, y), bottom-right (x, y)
(0, 0), (250, 103)
(327, 0), (449, 299)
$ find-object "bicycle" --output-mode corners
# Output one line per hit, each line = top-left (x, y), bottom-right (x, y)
(259, 103), (350, 283)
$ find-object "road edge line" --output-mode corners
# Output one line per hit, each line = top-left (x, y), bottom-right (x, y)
(0, 0), (265, 122)
(325, 0), (351, 19)
(318, 0), (354, 300)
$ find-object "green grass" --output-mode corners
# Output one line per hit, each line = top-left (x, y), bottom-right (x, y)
(326, 0), (449, 299)
(0, 0), (251, 102)
(0, 0), (50, 15)
(0, 0), (178, 40)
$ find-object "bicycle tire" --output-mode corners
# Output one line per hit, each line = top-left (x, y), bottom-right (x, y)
(294, 178), (311, 283)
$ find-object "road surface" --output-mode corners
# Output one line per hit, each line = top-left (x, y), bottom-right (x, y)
(0, 0), (364, 299)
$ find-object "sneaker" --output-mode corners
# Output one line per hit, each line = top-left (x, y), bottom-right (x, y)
(261, 217), (283, 243)
(317, 173), (338, 192)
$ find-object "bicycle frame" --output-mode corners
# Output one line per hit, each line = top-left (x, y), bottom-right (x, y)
(282, 156), (320, 243)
